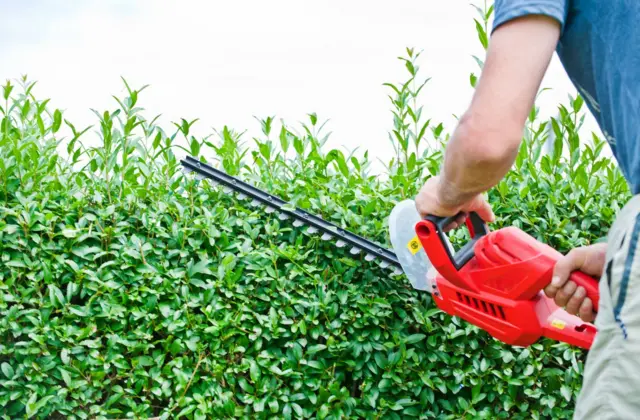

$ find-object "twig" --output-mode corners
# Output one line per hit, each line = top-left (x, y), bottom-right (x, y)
(181, 351), (208, 399)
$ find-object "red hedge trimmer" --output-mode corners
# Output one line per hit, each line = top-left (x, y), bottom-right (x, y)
(181, 156), (599, 349)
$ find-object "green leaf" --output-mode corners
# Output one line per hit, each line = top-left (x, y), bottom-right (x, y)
(60, 368), (72, 386)
(279, 125), (290, 153)
(283, 404), (292, 418)
(250, 360), (261, 383)
(62, 228), (79, 238)
(52, 109), (62, 132)
(61, 349), (70, 365)
(292, 403), (303, 417)
(3, 80), (13, 100)
(307, 344), (326, 355)
(48, 284), (66, 307)
(405, 334), (426, 344)
(3, 224), (19, 235)
(254, 399), (265, 413)
(474, 19), (488, 49)
(137, 356), (154, 367)
(190, 136), (200, 156)
(1, 362), (14, 378)
(26, 395), (54, 418)
(374, 352), (387, 369)
(188, 258), (211, 277)
(307, 360), (324, 370)
(268, 399), (279, 413)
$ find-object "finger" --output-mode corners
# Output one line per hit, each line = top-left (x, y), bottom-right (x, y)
(555, 280), (577, 308)
(551, 248), (586, 291)
(444, 212), (469, 232)
(543, 283), (559, 299)
(443, 221), (459, 232)
(473, 199), (495, 223)
(565, 286), (586, 316)
(415, 197), (428, 218)
(578, 298), (595, 323)
(414, 190), (434, 218)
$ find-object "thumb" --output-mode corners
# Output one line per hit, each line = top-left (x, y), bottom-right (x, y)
(546, 248), (586, 296)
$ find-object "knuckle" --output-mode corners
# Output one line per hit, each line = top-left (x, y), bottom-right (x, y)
(562, 251), (579, 267)
(568, 298), (583, 312)
(579, 308), (590, 320)
(563, 281), (577, 294)
(578, 299), (594, 322)
(557, 287), (570, 300)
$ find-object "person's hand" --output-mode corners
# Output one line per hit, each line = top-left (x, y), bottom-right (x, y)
(543, 243), (607, 323)
(415, 175), (495, 231)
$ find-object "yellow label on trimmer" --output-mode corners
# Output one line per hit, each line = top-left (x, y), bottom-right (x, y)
(551, 319), (566, 330)
(407, 236), (422, 255)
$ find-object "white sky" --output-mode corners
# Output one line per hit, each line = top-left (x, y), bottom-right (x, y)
(1, 0), (605, 171)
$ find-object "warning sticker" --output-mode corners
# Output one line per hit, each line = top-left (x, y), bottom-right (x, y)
(407, 236), (422, 255)
(551, 319), (566, 330)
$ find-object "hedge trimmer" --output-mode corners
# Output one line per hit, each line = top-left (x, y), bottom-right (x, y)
(181, 156), (599, 350)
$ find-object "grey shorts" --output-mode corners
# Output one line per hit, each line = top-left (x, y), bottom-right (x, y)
(574, 194), (640, 418)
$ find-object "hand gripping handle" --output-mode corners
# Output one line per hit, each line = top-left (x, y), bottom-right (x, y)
(567, 271), (600, 313)
(423, 211), (489, 271)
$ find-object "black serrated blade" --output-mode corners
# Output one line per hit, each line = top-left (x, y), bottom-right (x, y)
(180, 155), (403, 274)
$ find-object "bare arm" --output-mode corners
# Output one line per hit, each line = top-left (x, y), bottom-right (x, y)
(436, 15), (562, 208)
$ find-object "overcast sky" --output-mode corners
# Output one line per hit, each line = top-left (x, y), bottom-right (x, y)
(1, 0), (605, 170)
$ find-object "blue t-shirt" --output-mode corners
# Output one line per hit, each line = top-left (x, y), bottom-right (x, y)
(493, 0), (640, 194)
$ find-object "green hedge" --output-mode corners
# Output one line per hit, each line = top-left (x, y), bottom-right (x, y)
(0, 5), (631, 419)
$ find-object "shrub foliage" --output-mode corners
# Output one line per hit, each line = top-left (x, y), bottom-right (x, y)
(0, 4), (630, 419)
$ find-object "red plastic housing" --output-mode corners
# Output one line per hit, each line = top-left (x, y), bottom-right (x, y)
(415, 221), (599, 349)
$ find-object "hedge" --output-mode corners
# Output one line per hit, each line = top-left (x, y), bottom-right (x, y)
(0, 4), (631, 419)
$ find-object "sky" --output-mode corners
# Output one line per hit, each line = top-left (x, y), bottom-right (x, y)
(1, 0), (606, 171)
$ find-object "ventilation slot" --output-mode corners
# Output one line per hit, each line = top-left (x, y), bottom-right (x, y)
(456, 292), (506, 320)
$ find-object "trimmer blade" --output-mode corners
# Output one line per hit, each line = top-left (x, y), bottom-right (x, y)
(388, 199), (433, 291)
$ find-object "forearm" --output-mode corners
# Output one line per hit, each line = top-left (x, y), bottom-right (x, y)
(437, 113), (521, 207)
(436, 14), (561, 209)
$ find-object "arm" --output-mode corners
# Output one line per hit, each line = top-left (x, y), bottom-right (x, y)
(436, 15), (562, 209)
